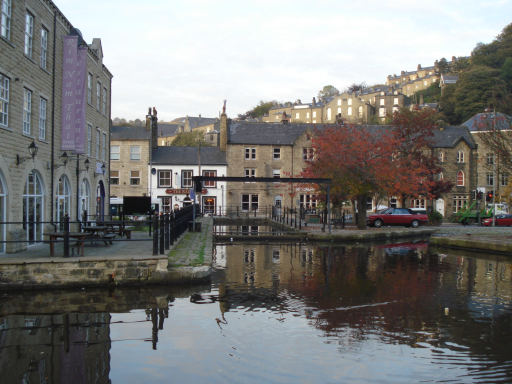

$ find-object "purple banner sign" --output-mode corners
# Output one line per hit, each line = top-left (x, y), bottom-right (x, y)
(61, 36), (87, 153)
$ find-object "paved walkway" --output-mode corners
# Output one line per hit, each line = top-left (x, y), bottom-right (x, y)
(168, 217), (213, 267)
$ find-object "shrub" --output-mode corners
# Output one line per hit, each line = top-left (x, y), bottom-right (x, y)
(428, 210), (443, 225)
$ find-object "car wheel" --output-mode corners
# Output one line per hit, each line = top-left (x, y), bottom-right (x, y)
(374, 219), (383, 228)
(411, 220), (419, 228)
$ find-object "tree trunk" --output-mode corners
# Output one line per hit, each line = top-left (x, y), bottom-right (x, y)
(356, 194), (368, 229)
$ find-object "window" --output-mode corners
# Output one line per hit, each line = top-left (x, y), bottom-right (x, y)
(130, 170), (140, 185)
(96, 81), (101, 110)
(244, 168), (256, 180)
(456, 170), (464, 186)
(380, 98), (385, 106)
(453, 195), (468, 213)
(87, 124), (92, 156)
(23, 88), (32, 135)
(348, 98), (352, 106)
(130, 145), (140, 160)
(486, 153), (494, 165)
(438, 151), (445, 163)
(24, 12), (34, 58)
(300, 194), (317, 211)
(95, 128), (100, 158)
(102, 132), (106, 161)
(412, 198), (425, 208)
(272, 169), (280, 178)
(486, 172), (494, 186)
(295, 112), (299, 119)
(348, 106), (352, 116)
(203, 170), (216, 188)
(313, 111), (317, 118)
(379, 107), (386, 117)
(38, 97), (46, 140)
(0, 73), (8, 127)
(161, 197), (171, 213)
(337, 107), (341, 114)
(87, 73), (92, 104)
(245, 147), (256, 160)
(337, 99), (341, 106)
(303, 147), (314, 161)
(501, 173), (508, 186)
(241, 194), (258, 211)
(110, 145), (120, 160)
(110, 170), (119, 185)
(326, 108), (331, 120)
(1, 0), (12, 40)
(393, 97), (399, 105)
(358, 106), (363, 117)
(273, 147), (280, 160)
(102, 87), (107, 115)
(306, 112), (310, 119)
(158, 170), (171, 187)
(456, 150), (464, 163)
(181, 170), (193, 188)
(40, 27), (48, 69)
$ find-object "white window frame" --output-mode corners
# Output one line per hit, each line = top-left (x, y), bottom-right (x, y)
(102, 87), (107, 115)
(501, 173), (508, 186)
(39, 97), (46, 140)
(40, 27), (48, 70)
(1, 0), (12, 40)
(245, 147), (256, 160)
(456, 150), (464, 163)
(273, 147), (280, 160)
(456, 170), (465, 187)
(24, 12), (34, 58)
(87, 124), (92, 156)
(87, 73), (92, 104)
(181, 170), (193, 188)
(486, 172), (494, 186)
(244, 168), (256, 180)
(158, 170), (172, 187)
(96, 81), (101, 111)
(110, 145), (120, 160)
(347, 106), (352, 116)
(23, 88), (32, 135)
(130, 145), (140, 160)
(203, 170), (216, 188)
(272, 169), (280, 178)
(486, 153), (494, 165)
(95, 128), (100, 159)
(0, 73), (8, 127)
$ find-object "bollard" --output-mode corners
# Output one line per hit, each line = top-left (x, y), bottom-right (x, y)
(164, 213), (170, 250)
(152, 214), (158, 255)
(159, 214), (165, 255)
(63, 214), (70, 258)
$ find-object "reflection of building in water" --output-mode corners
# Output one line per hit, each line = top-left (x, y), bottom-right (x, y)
(0, 313), (110, 383)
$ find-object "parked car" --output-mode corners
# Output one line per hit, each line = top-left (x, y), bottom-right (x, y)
(367, 207), (429, 228)
(481, 214), (512, 226)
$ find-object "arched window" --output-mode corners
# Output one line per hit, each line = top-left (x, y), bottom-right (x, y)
(80, 178), (90, 221)
(56, 175), (71, 228)
(23, 170), (44, 244)
(456, 170), (465, 186)
(456, 150), (464, 163)
(0, 171), (6, 253)
(438, 172), (444, 180)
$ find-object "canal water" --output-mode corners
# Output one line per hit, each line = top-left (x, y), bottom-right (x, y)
(1, 240), (511, 383)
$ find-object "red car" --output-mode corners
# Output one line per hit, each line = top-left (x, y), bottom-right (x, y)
(367, 208), (429, 228)
(482, 214), (512, 226)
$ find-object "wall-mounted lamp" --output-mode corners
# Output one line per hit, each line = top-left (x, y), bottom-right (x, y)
(16, 140), (38, 166)
(101, 163), (106, 174)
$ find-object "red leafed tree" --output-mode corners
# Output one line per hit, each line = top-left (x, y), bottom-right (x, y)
(302, 109), (451, 229)
(302, 124), (396, 228)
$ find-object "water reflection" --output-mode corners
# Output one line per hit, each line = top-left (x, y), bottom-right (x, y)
(0, 242), (511, 383)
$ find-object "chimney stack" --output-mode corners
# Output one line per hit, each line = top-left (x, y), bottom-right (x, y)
(151, 107), (158, 150)
(220, 100), (228, 151)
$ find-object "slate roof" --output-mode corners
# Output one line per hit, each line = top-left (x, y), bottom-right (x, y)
(111, 126), (149, 140)
(431, 126), (476, 149)
(227, 121), (312, 145)
(461, 112), (512, 132)
(158, 123), (182, 137)
(151, 146), (227, 165)
(188, 117), (218, 129)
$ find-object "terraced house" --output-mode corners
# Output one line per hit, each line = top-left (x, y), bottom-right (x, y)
(0, 0), (112, 252)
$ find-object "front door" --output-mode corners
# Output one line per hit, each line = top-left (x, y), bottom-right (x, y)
(203, 196), (216, 215)
(435, 199), (445, 217)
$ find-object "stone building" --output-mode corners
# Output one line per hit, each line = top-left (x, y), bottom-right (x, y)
(0, 0), (112, 253)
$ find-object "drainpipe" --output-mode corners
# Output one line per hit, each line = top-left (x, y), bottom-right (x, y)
(50, 10), (57, 224)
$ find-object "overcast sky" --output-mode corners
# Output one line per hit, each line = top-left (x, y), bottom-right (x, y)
(54, 0), (511, 122)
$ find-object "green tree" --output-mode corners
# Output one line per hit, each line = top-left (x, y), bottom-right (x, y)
(437, 57), (449, 74)
(171, 130), (210, 147)
(246, 100), (277, 119)
(318, 85), (340, 101)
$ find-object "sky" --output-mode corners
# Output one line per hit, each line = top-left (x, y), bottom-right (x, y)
(54, 0), (512, 122)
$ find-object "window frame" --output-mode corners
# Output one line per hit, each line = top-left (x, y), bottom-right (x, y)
(130, 145), (141, 160)
(110, 170), (119, 185)
(95, 128), (100, 159)
(486, 172), (494, 186)
(244, 147), (256, 160)
(110, 145), (120, 160)
(129, 170), (140, 185)
(181, 170), (193, 188)
(102, 87), (107, 115)
(38, 97), (47, 140)
(273, 147), (281, 160)
(23, 88), (32, 135)
(202, 170), (216, 188)
(1, 0), (12, 40)
(456, 170), (465, 187)
(86, 124), (92, 156)
(96, 81), (101, 111)
(303, 147), (314, 161)
(241, 194), (259, 212)
(158, 170), (172, 188)
(40, 26), (48, 69)
(87, 73), (92, 105)
(456, 150), (464, 163)
(0, 73), (9, 128)
(24, 12), (34, 58)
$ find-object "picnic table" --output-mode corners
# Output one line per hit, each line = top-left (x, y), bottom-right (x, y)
(45, 232), (91, 257)
(82, 225), (116, 244)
